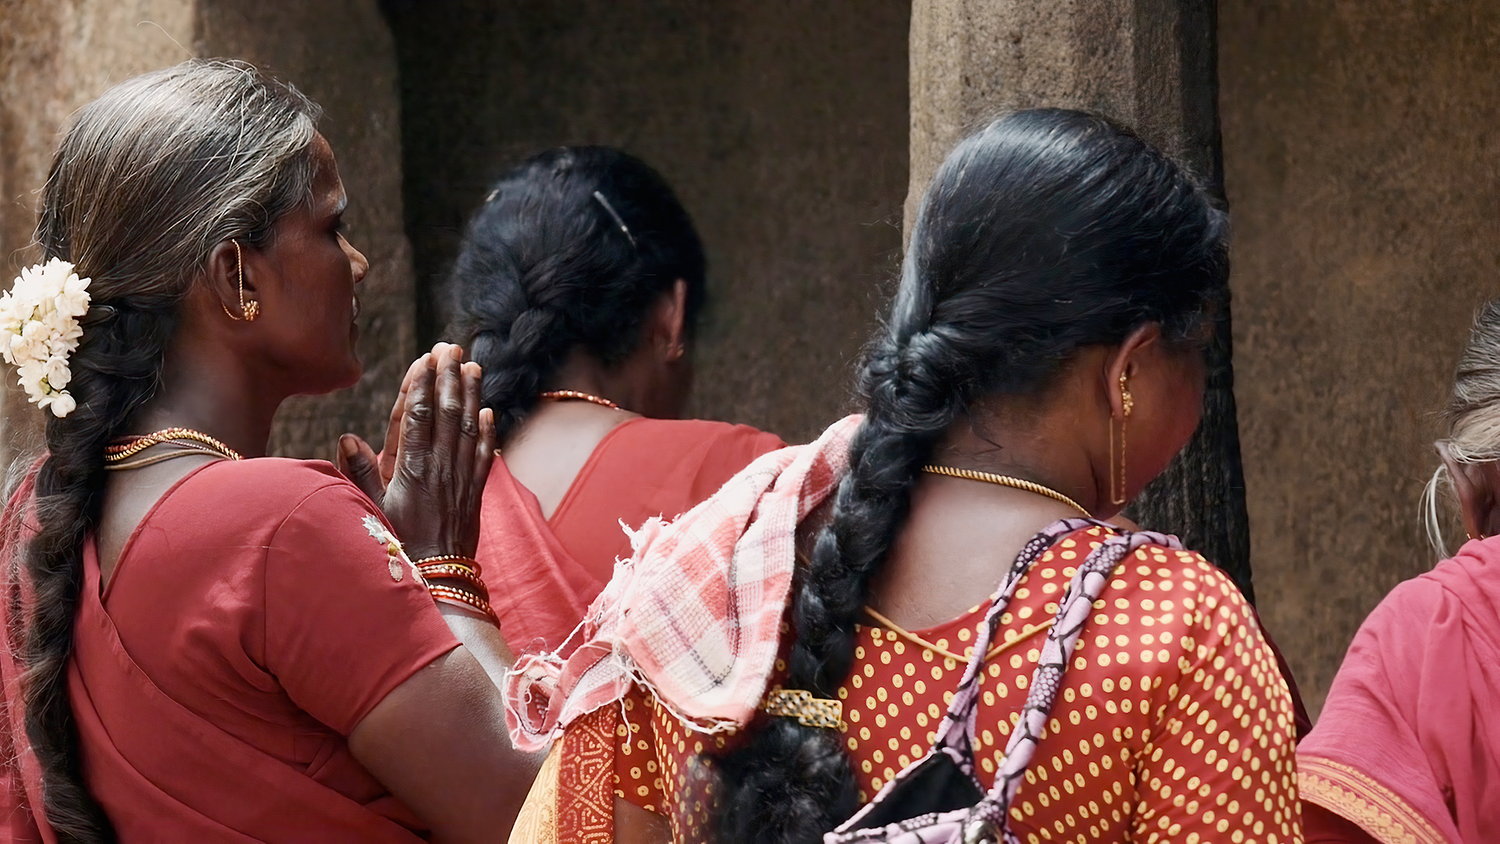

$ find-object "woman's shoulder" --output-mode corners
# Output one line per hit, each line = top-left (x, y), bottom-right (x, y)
(174, 457), (372, 520)
(1058, 524), (1238, 591)
(598, 417), (786, 495)
(1052, 524), (1255, 633)
(620, 417), (786, 455)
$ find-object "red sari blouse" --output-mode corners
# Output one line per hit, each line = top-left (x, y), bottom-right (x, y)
(478, 417), (784, 654)
(1, 459), (461, 842)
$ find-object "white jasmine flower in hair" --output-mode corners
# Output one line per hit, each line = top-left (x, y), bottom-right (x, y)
(40, 391), (75, 418)
(0, 258), (91, 417)
(42, 356), (71, 390)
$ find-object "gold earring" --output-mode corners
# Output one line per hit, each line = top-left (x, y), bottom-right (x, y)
(1110, 372), (1132, 505)
(222, 240), (259, 322)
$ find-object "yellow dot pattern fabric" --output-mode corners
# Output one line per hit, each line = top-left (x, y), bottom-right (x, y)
(612, 525), (1302, 843)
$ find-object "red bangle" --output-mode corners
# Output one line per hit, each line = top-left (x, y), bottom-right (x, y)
(427, 583), (499, 627)
(420, 567), (489, 600)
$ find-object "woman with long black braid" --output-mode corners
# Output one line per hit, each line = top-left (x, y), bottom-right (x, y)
(438, 147), (783, 652)
(0, 61), (534, 842)
(505, 109), (1301, 844)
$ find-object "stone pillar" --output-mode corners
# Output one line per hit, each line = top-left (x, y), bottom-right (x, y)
(907, 0), (1253, 595)
(0, 0), (194, 470)
(0, 0), (412, 471)
(196, 0), (416, 460)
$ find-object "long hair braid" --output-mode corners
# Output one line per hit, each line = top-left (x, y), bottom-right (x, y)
(13, 60), (320, 842)
(708, 108), (1229, 843)
(449, 146), (706, 437)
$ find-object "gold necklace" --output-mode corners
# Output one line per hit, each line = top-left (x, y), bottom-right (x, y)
(105, 427), (243, 469)
(920, 464), (1090, 517)
(538, 389), (621, 410)
(861, 604), (1054, 663)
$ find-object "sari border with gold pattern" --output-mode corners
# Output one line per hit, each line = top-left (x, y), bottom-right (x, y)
(1299, 755), (1449, 844)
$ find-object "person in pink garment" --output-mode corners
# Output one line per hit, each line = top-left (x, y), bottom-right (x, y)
(445, 147), (784, 653)
(1299, 299), (1500, 844)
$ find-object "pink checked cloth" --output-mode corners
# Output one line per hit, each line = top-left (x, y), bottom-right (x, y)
(504, 415), (861, 752)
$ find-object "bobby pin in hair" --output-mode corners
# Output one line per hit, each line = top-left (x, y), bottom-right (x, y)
(80, 305), (117, 326)
(592, 190), (636, 247)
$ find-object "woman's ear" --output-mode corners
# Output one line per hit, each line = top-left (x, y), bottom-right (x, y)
(1103, 323), (1163, 418)
(649, 279), (689, 362)
(1437, 441), (1500, 541)
(205, 239), (259, 322)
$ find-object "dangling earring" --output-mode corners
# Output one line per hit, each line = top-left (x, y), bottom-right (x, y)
(222, 240), (259, 322)
(1109, 372), (1133, 505)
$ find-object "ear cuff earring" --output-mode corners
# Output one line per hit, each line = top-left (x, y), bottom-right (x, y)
(222, 240), (259, 322)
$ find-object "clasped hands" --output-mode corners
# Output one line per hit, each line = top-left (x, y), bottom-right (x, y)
(337, 342), (497, 562)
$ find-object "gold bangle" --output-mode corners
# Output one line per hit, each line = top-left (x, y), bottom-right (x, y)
(413, 554), (481, 575)
(417, 563), (483, 582)
(427, 583), (499, 627)
(420, 568), (490, 600)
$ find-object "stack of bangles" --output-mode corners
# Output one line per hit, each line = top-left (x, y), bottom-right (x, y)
(414, 555), (499, 628)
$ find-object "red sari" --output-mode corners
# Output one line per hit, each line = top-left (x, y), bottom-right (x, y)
(478, 417), (784, 654)
(1298, 537), (1500, 844)
(1, 459), (460, 842)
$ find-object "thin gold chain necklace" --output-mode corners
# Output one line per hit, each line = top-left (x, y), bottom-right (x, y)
(105, 427), (243, 470)
(538, 389), (621, 410)
(920, 464), (1090, 517)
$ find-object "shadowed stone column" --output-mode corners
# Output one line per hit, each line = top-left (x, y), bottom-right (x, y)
(0, 0), (194, 472)
(197, 0), (416, 460)
(907, 0), (1253, 597)
(0, 0), (412, 473)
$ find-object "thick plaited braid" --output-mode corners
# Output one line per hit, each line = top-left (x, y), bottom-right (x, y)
(710, 326), (960, 844)
(449, 147), (706, 437)
(706, 108), (1228, 844)
(23, 305), (178, 843)
(11, 60), (320, 841)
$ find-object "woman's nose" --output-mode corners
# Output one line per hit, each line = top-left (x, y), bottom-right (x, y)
(343, 235), (370, 285)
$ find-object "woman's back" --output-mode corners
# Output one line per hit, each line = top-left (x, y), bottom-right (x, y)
(482, 414), (784, 650)
(591, 524), (1297, 843)
(72, 459), (457, 839)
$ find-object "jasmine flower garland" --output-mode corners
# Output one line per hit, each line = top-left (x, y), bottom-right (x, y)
(0, 258), (91, 417)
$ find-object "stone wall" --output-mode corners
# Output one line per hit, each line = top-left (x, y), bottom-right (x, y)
(0, 0), (194, 467)
(381, 0), (912, 444)
(1219, 0), (1500, 717)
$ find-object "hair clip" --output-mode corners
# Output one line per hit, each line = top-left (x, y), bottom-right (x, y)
(592, 191), (636, 248)
(80, 304), (117, 326)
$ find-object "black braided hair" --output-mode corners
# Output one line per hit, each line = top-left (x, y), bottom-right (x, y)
(708, 109), (1230, 843)
(447, 146), (706, 436)
(16, 60), (319, 842)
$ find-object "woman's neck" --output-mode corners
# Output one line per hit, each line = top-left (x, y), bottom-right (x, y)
(129, 342), (284, 459)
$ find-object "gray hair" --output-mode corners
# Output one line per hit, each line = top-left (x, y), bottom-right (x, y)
(36, 58), (321, 308)
(18, 59), (322, 842)
(1423, 298), (1500, 557)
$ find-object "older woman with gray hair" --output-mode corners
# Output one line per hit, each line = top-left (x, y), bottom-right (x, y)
(0, 61), (531, 842)
(1299, 299), (1500, 844)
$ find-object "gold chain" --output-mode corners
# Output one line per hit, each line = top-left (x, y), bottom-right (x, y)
(862, 604), (1054, 664)
(920, 464), (1089, 517)
(105, 427), (243, 465)
(539, 389), (620, 409)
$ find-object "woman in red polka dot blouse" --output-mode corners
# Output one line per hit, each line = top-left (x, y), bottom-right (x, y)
(508, 109), (1301, 844)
